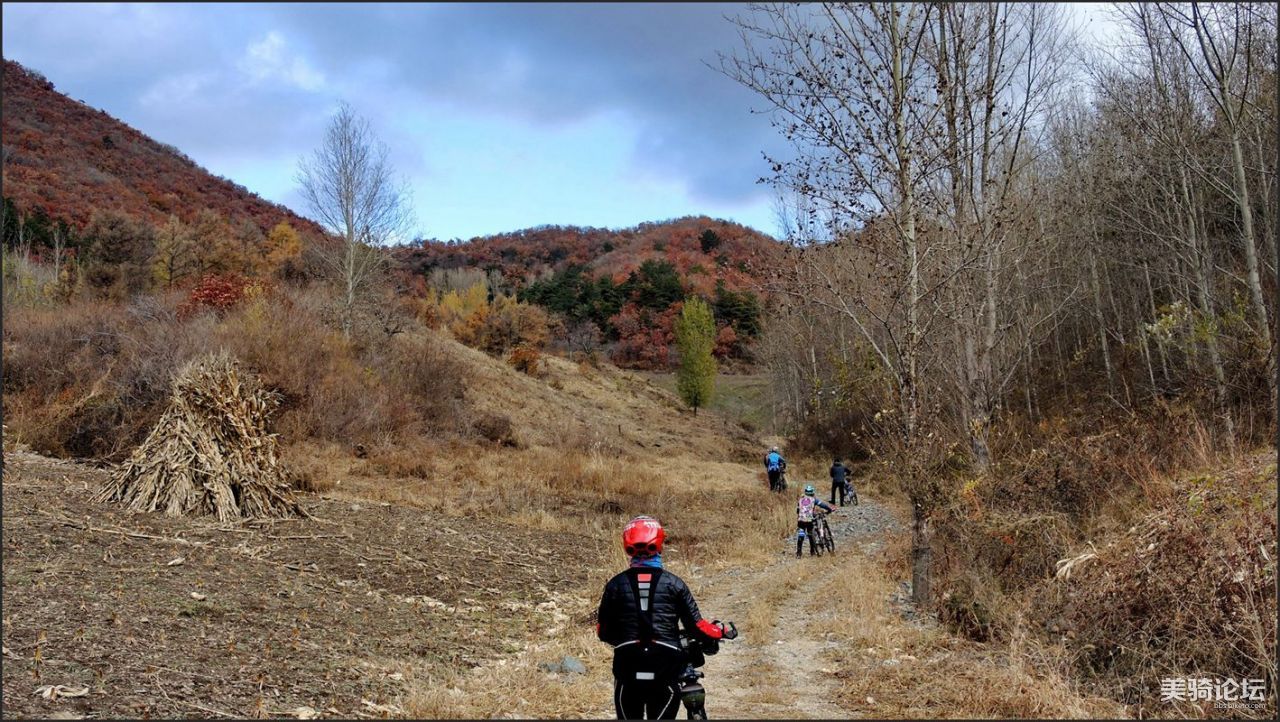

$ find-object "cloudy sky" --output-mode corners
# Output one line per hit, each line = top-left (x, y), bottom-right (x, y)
(2, 3), (1121, 241)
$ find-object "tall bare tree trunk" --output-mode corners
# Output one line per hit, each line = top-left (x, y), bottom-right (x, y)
(1088, 249), (1114, 390)
(1229, 131), (1278, 419)
(1230, 126), (1272, 352)
(889, 5), (929, 607)
(1181, 168), (1236, 449)
(1134, 294), (1157, 394)
(1144, 261), (1172, 386)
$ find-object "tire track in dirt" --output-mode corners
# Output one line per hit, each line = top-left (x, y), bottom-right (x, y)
(694, 494), (904, 719)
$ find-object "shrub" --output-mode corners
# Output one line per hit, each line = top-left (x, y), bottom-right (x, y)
(477, 295), (550, 354)
(2, 294), (216, 458)
(473, 411), (517, 447)
(432, 282), (551, 356)
(179, 273), (254, 318)
(1040, 458), (1276, 710)
(508, 344), (542, 376)
(3, 286), (471, 459)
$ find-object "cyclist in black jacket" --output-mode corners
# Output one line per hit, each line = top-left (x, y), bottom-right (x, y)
(829, 457), (849, 506)
(597, 516), (726, 719)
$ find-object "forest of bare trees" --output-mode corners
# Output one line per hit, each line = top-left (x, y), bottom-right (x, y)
(725, 1), (1276, 603)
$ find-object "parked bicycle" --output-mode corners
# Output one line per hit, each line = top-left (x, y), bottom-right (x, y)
(844, 478), (858, 506)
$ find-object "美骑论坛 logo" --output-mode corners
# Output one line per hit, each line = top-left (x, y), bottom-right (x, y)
(1160, 677), (1267, 710)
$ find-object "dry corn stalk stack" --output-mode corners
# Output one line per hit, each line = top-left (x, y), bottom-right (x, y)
(97, 351), (305, 521)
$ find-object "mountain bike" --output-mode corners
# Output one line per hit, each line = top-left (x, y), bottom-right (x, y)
(768, 467), (788, 493)
(677, 621), (738, 719)
(813, 510), (835, 554)
(844, 479), (859, 506)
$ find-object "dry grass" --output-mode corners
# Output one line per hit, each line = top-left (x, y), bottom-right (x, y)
(858, 396), (1276, 718)
(743, 558), (821, 636)
(97, 352), (303, 520)
(436, 339), (759, 462)
(405, 632), (614, 718)
(1, 290), (468, 459)
(813, 550), (1127, 719)
(1035, 450), (1277, 719)
(321, 440), (793, 568)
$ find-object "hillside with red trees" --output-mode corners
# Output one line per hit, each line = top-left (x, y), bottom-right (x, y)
(401, 216), (780, 292)
(1, 59), (322, 237)
(397, 217), (783, 368)
(1, 56), (781, 370)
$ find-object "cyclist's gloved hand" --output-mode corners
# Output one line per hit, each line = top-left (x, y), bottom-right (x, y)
(696, 619), (725, 640)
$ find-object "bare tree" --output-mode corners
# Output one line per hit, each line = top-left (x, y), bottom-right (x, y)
(923, 2), (1071, 468)
(724, 1), (950, 604)
(1150, 2), (1272, 353)
(297, 103), (413, 339)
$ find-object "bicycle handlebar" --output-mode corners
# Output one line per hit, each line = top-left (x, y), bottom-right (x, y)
(712, 620), (738, 641)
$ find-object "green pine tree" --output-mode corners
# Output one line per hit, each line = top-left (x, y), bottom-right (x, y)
(674, 296), (717, 414)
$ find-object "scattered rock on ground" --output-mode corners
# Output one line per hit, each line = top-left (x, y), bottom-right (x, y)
(538, 655), (586, 675)
(560, 656), (586, 675)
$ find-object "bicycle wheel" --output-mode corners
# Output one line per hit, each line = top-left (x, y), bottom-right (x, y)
(824, 521), (836, 553)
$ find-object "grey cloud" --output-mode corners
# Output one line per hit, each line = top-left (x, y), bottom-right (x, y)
(274, 3), (790, 203)
(2, 3), (791, 209)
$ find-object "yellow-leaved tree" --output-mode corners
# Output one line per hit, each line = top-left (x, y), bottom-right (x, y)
(263, 221), (303, 278)
(674, 296), (716, 414)
(151, 215), (197, 289)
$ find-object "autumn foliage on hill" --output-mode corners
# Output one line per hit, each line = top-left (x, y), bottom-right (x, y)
(1, 60), (323, 238)
(396, 217), (780, 368)
(400, 216), (776, 290)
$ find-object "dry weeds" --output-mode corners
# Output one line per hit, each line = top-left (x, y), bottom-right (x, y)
(816, 549), (1127, 719)
(96, 352), (303, 520)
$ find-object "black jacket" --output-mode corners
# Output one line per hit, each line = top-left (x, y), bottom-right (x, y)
(830, 463), (848, 484)
(597, 567), (704, 681)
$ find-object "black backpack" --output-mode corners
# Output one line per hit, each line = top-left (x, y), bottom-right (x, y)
(611, 569), (689, 683)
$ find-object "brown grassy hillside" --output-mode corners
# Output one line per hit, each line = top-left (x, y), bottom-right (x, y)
(1, 60), (322, 236)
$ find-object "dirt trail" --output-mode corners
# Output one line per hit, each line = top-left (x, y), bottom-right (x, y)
(694, 495), (907, 719)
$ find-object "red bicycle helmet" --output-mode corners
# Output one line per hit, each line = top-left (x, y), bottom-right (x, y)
(622, 515), (664, 557)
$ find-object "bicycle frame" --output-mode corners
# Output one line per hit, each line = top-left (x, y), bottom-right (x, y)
(814, 512), (834, 551)
(677, 621), (736, 719)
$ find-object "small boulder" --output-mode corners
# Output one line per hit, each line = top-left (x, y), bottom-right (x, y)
(538, 656), (586, 675)
(560, 656), (586, 675)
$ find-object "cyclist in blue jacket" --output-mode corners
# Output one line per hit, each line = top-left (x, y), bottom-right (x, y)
(764, 446), (786, 492)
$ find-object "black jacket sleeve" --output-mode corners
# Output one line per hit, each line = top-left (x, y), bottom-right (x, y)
(597, 578), (619, 644)
(673, 576), (704, 634)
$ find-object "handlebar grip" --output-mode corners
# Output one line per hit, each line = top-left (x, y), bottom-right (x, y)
(719, 621), (738, 640)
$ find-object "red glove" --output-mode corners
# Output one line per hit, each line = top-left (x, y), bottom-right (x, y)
(696, 619), (724, 639)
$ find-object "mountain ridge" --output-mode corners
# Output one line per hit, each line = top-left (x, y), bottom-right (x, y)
(1, 59), (324, 238)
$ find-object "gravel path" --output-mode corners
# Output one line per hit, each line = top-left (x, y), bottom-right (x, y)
(694, 491), (909, 719)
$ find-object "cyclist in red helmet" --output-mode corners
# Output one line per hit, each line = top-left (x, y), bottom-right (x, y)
(596, 515), (727, 719)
